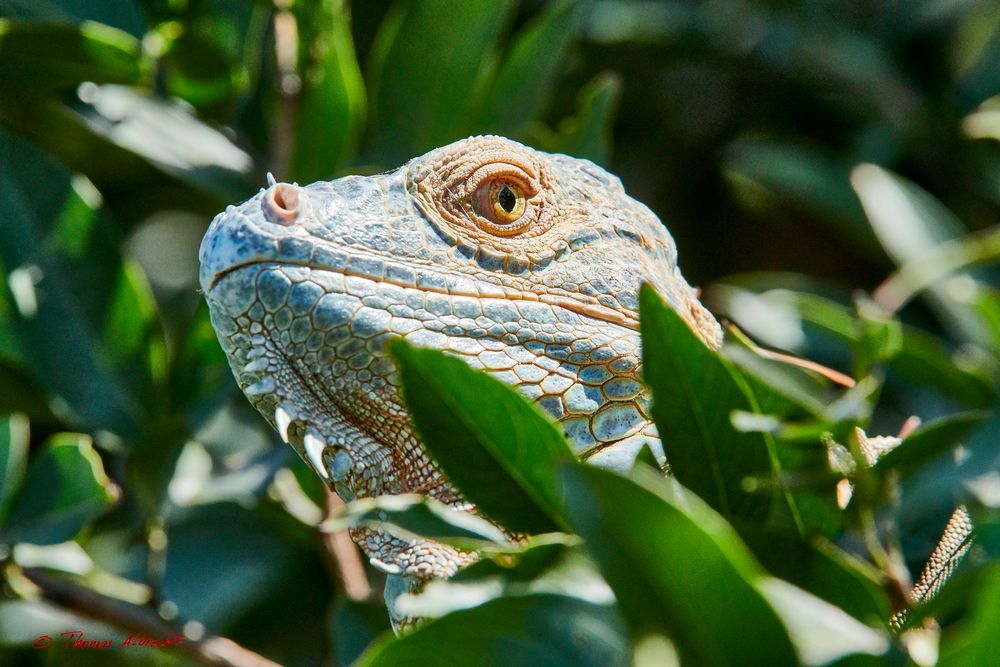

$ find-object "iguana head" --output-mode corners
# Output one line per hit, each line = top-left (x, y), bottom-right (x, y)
(198, 135), (720, 589)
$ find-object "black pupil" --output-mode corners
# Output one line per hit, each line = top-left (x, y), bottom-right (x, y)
(497, 184), (516, 213)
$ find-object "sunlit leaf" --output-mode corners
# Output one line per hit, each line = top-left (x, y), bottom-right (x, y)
(0, 20), (150, 93)
(365, 0), (515, 164)
(391, 341), (574, 534)
(0, 130), (143, 438)
(399, 538), (601, 620)
(539, 72), (622, 165)
(0, 414), (29, 526)
(852, 164), (988, 344)
(558, 463), (798, 665)
(0, 433), (116, 545)
(290, 0), (367, 181)
(474, 0), (586, 135)
(360, 593), (628, 667)
(0, 86), (253, 215)
(938, 562), (1000, 666)
(640, 285), (783, 524)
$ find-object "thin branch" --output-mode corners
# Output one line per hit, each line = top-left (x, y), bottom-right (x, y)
(321, 489), (373, 601)
(19, 566), (281, 667)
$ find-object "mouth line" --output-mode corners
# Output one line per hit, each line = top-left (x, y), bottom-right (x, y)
(209, 254), (639, 331)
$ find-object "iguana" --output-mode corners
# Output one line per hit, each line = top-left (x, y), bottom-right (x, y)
(198, 135), (968, 630)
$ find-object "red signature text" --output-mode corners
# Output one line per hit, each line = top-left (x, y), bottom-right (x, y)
(30, 630), (187, 650)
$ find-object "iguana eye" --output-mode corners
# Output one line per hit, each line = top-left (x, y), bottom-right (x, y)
(473, 180), (526, 225)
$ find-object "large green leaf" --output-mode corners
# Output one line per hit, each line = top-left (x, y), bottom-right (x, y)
(939, 563), (1000, 666)
(0, 20), (150, 93)
(535, 71), (622, 165)
(723, 139), (875, 258)
(0, 0), (147, 38)
(0, 86), (253, 218)
(162, 501), (328, 629)
(365, 0), (515, 164)
(360, 593), (628, 667)
(557, 462), (798, 665)
(639, 285), (783, 524)
(852, 164), (989, 344)
(400, 537), (597, 620)
(290, 0), (367, 181)
(0, 433), (116, 545)
(473, 0), (586, 135)
(0, 129), (152, 438)
(156, 2), (266, 118)
(0, 414), (29, 526)
(391, 341), (575, 535)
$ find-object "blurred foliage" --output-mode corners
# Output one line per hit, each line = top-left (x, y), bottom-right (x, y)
(0, 0), (999, 665)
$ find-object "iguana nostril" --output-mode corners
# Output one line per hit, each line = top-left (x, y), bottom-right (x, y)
(262, 182), (301, 224)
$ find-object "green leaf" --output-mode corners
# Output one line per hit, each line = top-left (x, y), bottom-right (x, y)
(723, 139), (875, 258)
(0, 20), (150, 94)
(0, 130), (145, 438)
(0, 359), (59, 423)
(391, 341), (575, 534)
(890, 325), (997, 409)
(365, 0), (516, 164)
(451, 536), (575, 585)
(0, 433), (115, 545)
(854, 297), (903, 378)
(325, 494), (508, 549)
(796, 292), (996, 408)
(473, 0), (586, 134)
(972, 284), (1000, 353)
(157, 4), (266, 117)
(163, 501), (326, 629)
(721, 334), (830, 418)
(359, 593), (628, 667)
(873, 411), (990, 479)
(290, 0), (367, 181)
(0, 414), (29, 526)
(331, 597), (392, 667)
(534, 71), (622, 164)
(557, 462), (799, 665)
(939, 563), (1000, 666)
(1, 0), (147, 38)
(742, 531), (891, 623)
(400, 538), (599, 620)
(0, 86), (253, 215)
(717, 282), (996, 409)
(639, 284), (777, 522)
(851, 164), (988, 344)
